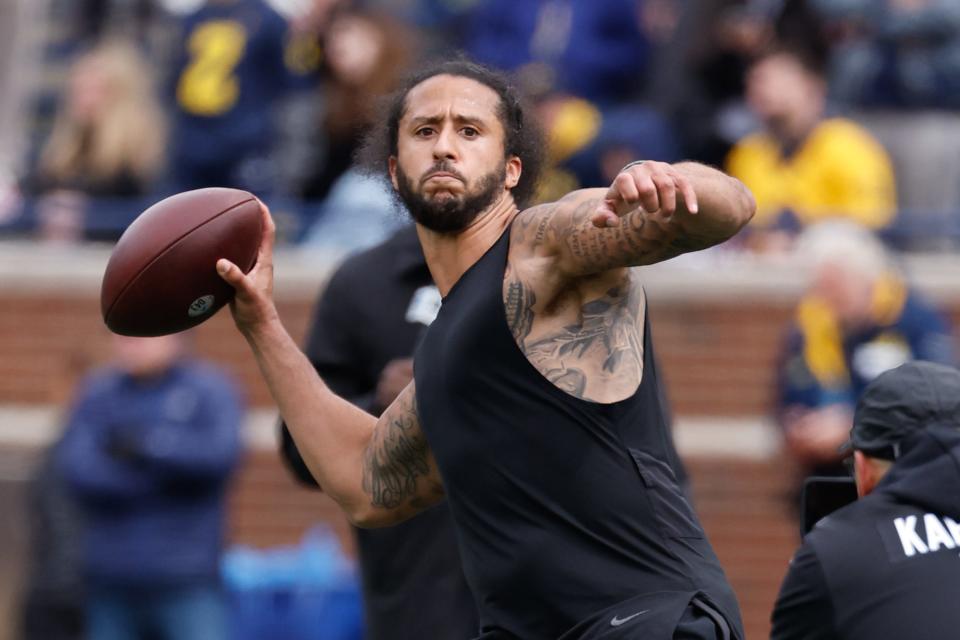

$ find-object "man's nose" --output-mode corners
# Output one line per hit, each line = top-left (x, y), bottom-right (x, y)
(432, 125), (458, 161)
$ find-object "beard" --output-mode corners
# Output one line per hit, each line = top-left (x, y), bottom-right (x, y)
(395, 162), (506, 234)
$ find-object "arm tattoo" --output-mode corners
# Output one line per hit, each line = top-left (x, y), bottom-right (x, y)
(545, 368), (587, 396)
(508, 201), (650, 402)
(557, 197), (713, 273)
(504, 264), (537, 343)
(361, 393), (436, 509)
(504, 265), (645, 402)
(561, 202), (653, 272)
(525, 284), (643, 376)
(533, 215), (550, 246)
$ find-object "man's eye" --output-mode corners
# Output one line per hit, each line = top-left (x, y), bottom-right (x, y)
(462, 127), (478, 137)
(416, 127), (434, 137)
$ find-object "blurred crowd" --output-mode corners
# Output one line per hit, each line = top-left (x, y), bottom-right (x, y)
(0, 0), (959, 252)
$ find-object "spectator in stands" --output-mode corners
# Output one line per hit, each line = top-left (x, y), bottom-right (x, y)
(663, 0), (825, 167)
(57, 334), (243, 640)
(725, 45), (896, 252)
(818, 0), (960, 109)
(461, 0), (650, 106)
(72, 0), (158, 45)
(533, 95), (679, 203)
(297, 9), (416, 252)
(662, 0), (774, 167)
(300, 9), (415, 202)
(20, 40), (166, 242)
(776, 221), (954, 503)
(169, 0), (315, 194)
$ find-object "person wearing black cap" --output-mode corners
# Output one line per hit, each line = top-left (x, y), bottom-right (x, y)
(770, 360), (960, 640)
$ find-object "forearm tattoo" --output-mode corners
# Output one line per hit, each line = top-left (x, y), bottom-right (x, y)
(557, 198), (714, 273)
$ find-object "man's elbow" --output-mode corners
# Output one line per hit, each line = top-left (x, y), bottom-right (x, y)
(344, 504), (399, 529)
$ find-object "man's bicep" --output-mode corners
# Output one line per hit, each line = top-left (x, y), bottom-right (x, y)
(771, 544), (837, 640)
(358, 382), (444, 527)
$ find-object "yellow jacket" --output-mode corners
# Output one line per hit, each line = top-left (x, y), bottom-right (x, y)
(726, 118), (896, 229)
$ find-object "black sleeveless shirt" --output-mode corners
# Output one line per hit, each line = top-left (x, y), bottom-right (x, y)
(415, 226), (744, 639)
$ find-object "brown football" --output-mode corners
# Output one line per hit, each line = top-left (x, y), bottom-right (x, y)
(101, 188), (262, 336)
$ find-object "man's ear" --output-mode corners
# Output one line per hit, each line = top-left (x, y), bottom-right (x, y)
(505, 156), (521, 190)
(388, 157), (399, 191)
(854, 451), (888, 498)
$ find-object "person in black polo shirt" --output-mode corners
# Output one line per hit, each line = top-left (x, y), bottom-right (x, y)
(771, 360), (960, 640)
(280, 225), (477, 639)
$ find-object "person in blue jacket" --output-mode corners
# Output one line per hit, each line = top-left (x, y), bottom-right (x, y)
(168, 0), (317, 193)
(58, 333), (243, 640)
(462, 0), (650, 105)
(777, 221), (955, 500)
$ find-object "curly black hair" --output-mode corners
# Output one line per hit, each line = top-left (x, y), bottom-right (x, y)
(355, 58), (545, 208)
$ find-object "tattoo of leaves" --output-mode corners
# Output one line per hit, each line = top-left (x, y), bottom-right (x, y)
(519, 279), (645, 401)
(546, 368), (587, 396)
(504, 265), (537, 344)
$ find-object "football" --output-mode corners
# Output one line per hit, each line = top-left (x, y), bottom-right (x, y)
(101, 187), (262, 336)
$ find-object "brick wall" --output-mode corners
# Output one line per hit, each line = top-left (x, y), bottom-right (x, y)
(0, 293), (801, 415)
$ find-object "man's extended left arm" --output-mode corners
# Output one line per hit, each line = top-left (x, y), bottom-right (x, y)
(523, 161), (755, 276)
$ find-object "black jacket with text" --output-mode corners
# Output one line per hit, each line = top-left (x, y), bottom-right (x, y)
(771, 424), (960, 640)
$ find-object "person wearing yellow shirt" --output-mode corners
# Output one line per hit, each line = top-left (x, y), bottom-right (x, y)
(726, 46), (896, 249)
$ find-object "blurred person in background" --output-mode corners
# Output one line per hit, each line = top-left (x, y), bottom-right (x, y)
(280, 224), (478, 639)
(665, 0), (823, 166)
(771, 361), (960, 640)
(461, 0), (650, 106)
(533, 96), (679, 204)
(169, 0), (316, 195)
(816, 0), (960, 109)
(496, 0), (680, 203)
(297, 8), (415, 252)
(19, 40), (167, 242)
(668, 0), (774, 166)
(725, 45), (896, 252)
(71, 0), (159, 45)
(776, 221), (954, 506)
(299, 8), (416, 203)
(57, 333), (244, 640)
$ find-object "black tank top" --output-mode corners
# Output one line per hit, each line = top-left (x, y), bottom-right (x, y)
(415, 226), (744, 639)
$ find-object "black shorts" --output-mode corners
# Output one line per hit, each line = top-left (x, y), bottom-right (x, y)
(557, 591), (734, 640)
(673, 597), (731, 640)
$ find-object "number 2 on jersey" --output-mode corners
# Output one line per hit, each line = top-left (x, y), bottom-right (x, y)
(177, 20), (247, 117)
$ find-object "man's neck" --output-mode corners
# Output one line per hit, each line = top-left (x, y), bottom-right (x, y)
(771, 107), (822, 151)
(417, 192), (519, 296)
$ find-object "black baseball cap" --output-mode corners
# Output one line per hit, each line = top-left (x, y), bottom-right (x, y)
(845, 361), (960, 459)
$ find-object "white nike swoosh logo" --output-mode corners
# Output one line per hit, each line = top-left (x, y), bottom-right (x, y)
(610, 610), (650, 627)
